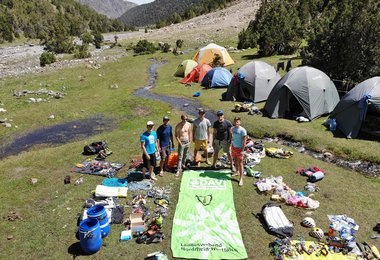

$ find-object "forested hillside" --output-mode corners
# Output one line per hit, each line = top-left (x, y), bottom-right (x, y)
(0, 0), (126, 43)
(77, 0), (137, 18)
(119, 0), (235, 27)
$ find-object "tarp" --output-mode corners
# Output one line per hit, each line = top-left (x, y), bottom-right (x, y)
(226, 61), (281, 102)
(171, 170), (247, 259)
(193, 43), (235, 67)
(330, 76), (380, 138)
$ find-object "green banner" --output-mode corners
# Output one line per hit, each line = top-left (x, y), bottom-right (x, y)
(171, 170), (248, 259)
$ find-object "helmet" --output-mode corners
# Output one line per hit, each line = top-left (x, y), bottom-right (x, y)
(309, 228), (324, 239)
(301, 217), (316, 228)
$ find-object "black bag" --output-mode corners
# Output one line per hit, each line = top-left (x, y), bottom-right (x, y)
(83, 141), (108, 155)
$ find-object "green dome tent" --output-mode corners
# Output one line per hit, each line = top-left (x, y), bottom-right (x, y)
(174, 60), (198, 77)
(264, 66), (340, 121)
(330, 76), (380, 138)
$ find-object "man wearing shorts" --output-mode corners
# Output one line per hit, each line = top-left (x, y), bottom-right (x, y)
(230, 117), (247, 186)
(175, 114), (192, 177)
(211, 110), (233, 169)
(192, 108), (211, 166)
(140, 121), (160, 181)
(157, 116), (174, 177)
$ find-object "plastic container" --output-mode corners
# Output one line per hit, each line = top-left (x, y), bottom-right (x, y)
(87, 205), (110, 238)
(79, 218), (102, 254)
(329, 118), (337, 131)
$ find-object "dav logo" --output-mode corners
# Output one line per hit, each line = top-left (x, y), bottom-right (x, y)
(188, 178), (226, 189)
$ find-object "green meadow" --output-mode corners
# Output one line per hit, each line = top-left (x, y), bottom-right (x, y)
(0, 41), (379, 259)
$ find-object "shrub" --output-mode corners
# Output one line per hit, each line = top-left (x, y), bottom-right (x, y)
(133, 40), (156, 55)
(39, 51), (56, 67)
(161, 43), (171, 53)
(210, 54), (224, 67)
(176, 39), (184, 48)
(73, 44), (91, 59)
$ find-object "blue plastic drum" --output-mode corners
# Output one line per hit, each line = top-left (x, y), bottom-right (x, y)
(79, 218), (102, 254)
(87, 205), (110, 238)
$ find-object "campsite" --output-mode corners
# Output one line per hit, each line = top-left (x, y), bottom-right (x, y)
(0, 1), (380, 260)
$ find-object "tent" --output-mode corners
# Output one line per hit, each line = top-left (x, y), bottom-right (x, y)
(180, 63), (212, 84)
(329, 76), (380, 138)
(174, 59), (198, 77)
(264, 66), (340, 121)
(201, 67), (233, 88)
(226, 61), (280, 102)
(193, 43), (235, 67)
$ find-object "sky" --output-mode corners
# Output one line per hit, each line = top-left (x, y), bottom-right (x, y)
(127, 0), (154, 5)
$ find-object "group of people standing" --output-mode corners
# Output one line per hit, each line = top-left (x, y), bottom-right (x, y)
(140, 109), (247, 186)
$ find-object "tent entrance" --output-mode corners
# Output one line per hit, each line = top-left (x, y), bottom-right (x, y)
(286, 92), (305, 117)
(360, 108), (380, 139)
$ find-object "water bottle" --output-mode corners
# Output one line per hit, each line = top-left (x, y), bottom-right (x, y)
(329, 118), (337, 131)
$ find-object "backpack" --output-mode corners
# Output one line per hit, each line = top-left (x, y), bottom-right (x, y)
(83, 141), (108, 155)
(260, 203), (294, 238)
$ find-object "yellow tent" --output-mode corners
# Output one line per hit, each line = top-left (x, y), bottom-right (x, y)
(193, 43), (235, 66)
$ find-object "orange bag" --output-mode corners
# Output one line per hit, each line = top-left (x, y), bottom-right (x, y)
(167, 152), (178, 169)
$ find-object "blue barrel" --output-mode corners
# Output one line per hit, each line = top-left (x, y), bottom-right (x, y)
(79, 218), (102, 254)
(87, 205), (110, 238)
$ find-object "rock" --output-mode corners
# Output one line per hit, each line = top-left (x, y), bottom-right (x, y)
(0, 108), (6, 112)
(0, 118), (7, 123)
(297, 147), (306, 153)
(323, 152), (333, 158)
(48, 115), (55, 119)
(30, 178), (38, 185)
(7, 235), (14, 240)
(3, 122), (11, 128)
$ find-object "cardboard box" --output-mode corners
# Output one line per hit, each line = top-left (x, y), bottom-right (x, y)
(130, 213), (145, 232)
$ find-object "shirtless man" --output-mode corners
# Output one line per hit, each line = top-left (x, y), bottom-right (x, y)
(175, 114), (192, 178)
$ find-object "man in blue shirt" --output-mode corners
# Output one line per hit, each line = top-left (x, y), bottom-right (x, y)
(140, 121), (159, 181)
(157, 116), (174, 177)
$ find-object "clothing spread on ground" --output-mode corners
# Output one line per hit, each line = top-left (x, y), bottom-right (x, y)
(171, 170), (247, 259)
(72, 159), (124, 177)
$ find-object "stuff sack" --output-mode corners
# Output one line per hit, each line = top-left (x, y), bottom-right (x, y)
(261, 202), (294, 238)
(83, 141), (108, 155)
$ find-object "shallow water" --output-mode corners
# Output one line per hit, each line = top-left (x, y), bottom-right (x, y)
(133, 60), (218, 123)
(0, 116), (115, 159)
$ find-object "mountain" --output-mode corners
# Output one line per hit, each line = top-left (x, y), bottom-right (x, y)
(77, 0), (137, 18)
(119, 0), (205, 27)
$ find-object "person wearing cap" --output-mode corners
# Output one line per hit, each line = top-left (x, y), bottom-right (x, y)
(230, 117), (247, 186)
(175, 114), (192, 178)
(157, 116), (174, 177)
(192, 108), (212, 166)
(212, 110), (233, 169)
(140, 121), (160, 181)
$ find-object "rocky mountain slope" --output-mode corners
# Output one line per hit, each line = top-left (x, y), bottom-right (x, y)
(133, 0), (261, 44)
(77, 0), (137, 18)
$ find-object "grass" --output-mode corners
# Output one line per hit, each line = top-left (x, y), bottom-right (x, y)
(0, 43), (379, 259)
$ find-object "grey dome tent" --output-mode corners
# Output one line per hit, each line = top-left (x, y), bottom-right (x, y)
(226, 61), (280, 102)
(329, 76), (380, 138)
(264, 66), (340, 121)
